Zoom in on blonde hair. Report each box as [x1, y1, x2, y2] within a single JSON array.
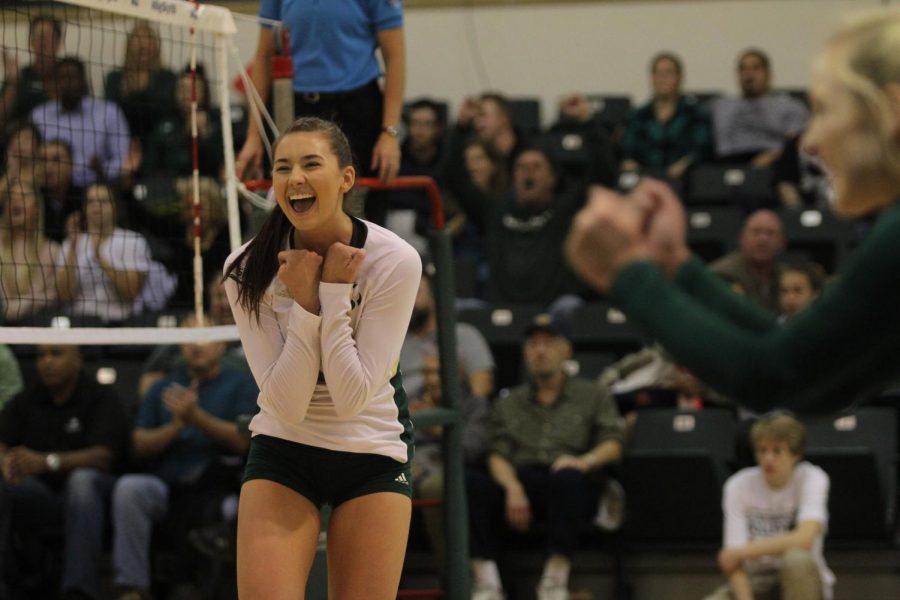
[[0, 176, 56, 308], [176, 176, 226, 248], [822, 10, 900, 188], [750, 413, 807, 456], [123, 21, 162, 92]]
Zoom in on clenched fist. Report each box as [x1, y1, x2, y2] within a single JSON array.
[[277, 249, 323, 314], [322, 242, 366, 284]]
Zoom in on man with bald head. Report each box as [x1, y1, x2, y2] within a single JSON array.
[[711, 210, 787, 311], [0, 344, 129, 600]]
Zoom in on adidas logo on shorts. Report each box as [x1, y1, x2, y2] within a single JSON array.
[[394, 473, 409, 485]]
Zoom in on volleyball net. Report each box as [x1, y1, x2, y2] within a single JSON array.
[[0, 0, 246, 345]]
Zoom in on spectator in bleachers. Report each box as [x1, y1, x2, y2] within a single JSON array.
[[464, 138, 509, 198], [703, 414, 833, 600], [778, 260, 826, 321], [141, 64, 223, 180], [1, 121, 41, 183], [110, 315, 256, 600], [409, 346, 490, 568], [0, 15, 63, 128], [400, 274, 495, 403], [56, 182, 176, 324], [444, 131, 587, 305], [710, 209, 786, 312], [38, 139, 83, 242], [467, 314, 623, 600], [0, 345, 22, 411], [621, 52, 712, 181], [710, 49, 809, 166], [30, 57, 131, 188], [453, 137, 508, 263], [0, 344, 129, 600], [384, 98, 446, 253], [456, 93, 529, 174], [397, 98, 445, 192], [0, 177, 61, 324], [104, 21, 177, 146], [160, 175, 233, 312], [138, 275, 249, 398]]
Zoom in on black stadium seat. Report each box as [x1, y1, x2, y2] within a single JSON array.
[[687, 163, 775, 209], [507, 97, 542, 136], [803, 408, 898, 542], [457, 304, 544, 390], [586, 95, 632, 132], [777, 208, 854, 273], [685, 206, 744, 263], [623, 408, 737, 543], [566, 302, 646, 356]]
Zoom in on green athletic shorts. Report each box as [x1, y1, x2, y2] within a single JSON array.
[[243, 434, 412, 508]]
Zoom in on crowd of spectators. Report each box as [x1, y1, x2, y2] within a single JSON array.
[[0, 17, 227, 327], [0, 16, 834, 328]]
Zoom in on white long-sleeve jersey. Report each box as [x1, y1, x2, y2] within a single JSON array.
[[223, 218, 422, 463]]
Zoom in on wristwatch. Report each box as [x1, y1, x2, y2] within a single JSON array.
[[45, 452, 61, 472], [381, 125, 400, 138]]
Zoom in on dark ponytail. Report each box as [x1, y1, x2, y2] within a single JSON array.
[[223, 117, 353, 322]]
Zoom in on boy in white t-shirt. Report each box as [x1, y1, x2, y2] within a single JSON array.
[[704, 413, 834, 600]]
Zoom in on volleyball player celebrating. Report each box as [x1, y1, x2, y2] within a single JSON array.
[[566, 10, 900, 415], [223, 117, 421, 599]]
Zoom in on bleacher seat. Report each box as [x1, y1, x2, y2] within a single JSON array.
[[687, 164, 775, 209], [566, 302, 646, 356], [586, 95, 632, 132], [567, 351, 618, 380], [777, 208, 852, 273], [623, 408, 737, 543], [685, 206, 744, 262], [507, 97, 542, 136], [803, 408, 897, 542], [540, 129, 592, 180], [457, 304, 544, 390]]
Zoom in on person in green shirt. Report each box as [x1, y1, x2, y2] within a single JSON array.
[[565, 10, 900, 416]]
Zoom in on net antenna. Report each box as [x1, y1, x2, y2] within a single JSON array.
[[189, 0, 204, 328], [0, 0, 243, 345]]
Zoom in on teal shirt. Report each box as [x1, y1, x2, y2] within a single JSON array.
[[137, 367, 258, 484], [621, 95, 712, 168], [610, 202, 900, 414]]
